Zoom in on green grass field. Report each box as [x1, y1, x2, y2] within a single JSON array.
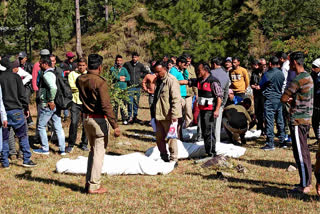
[[1, 94, 320, 213]]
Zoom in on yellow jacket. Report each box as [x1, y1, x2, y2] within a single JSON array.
[[68, 70, 87, 104], [229, 66, 249, 94]]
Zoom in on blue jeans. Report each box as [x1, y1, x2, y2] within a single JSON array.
[[127, 87, 141, 118], [264, 99, 285, 147], [38, 107, 65, 152], [0, 127, 2, 152], [1, 109, 31, 167]]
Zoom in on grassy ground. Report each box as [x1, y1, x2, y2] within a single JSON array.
[[1, 94, 320, 213]]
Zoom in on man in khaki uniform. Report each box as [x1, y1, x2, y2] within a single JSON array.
[[184, 53, 197, 128], [76, 54, 120, 194], [152, 61, 182, 164]]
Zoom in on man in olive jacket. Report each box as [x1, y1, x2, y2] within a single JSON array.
[[151, 61, 182, 164]]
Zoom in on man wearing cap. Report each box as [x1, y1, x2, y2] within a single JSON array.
[[0, 59, 36, 168], [77, 54, 120, 194], [224, 57, 233, 73], [223, 98, 254, 145], [16, 53, 33, 126], [312, 58, 320, 196], [33, 55, 66, 156], [32, 49, 50, 92], [18, 51, 33, 75], [61, 51, 77, 78]]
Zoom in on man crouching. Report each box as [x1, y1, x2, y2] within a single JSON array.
[[151, 61, 182, 165]]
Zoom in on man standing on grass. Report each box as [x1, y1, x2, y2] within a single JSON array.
[[77, 54, 120, 194], [123, 52, 148, 124], [312, 58, 320, 196], [110, 55, 130, 125], [259, 56, 285, 150], [311, 58, 320, 145], [0, 59, 36, 168], [66, 57, 89, 153], [281, 52, 313, 193], [229, 57, 249, 98], [189, 62, 223, 157], [210, 57, 230, 143], [152, 61, 181, 165], [33, 56, 66, 156]]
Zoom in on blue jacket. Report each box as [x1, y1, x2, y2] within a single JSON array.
[[259, 67, 284, 100], [169, 67, 187, 97]]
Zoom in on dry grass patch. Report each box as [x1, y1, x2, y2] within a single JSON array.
[[1, 95, 320, 213]]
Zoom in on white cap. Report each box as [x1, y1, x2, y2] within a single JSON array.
[[0, 64, 6, 71], [312, 58, 320, 68]]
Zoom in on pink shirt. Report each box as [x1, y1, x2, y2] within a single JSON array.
[[32, 61, 40, 91]]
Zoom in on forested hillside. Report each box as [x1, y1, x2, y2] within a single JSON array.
[[1, 0, 320, 66]]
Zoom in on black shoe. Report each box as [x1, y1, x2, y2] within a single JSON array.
[[23, 160, 37, 168], [261, 145, 275, 151], [80, 145, 89, 151], [66, 146, 74, 153], [174, 162, 178, 168], [278, 143, 287, 149]]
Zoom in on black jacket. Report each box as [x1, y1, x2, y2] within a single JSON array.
[[250, 69, 263, 96], [123, 61, 148, 86], [0, 70, 28, 111], [21, 62, 33, 75]]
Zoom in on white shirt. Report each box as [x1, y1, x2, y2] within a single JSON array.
[[17, 67, 32, 85], [281, 60, 290, 93], [0, 86, 7, 122]]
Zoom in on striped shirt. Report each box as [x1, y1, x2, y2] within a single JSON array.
[[282, 71, 314, 125]]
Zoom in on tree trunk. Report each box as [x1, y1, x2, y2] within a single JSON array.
[[105, 0, 108, 26], [75, 0, 83, 58]]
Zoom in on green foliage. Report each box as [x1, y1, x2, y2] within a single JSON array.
[[101, 67, 131, 111], [146, 0, 258, 61]]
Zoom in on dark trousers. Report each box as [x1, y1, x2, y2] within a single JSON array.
[[254, 93, 264, 131], [234, 93, 245, 99], [200, 110, 216, 156], [290, 124, 312, 187], [127, 87, 141, 118], [113, 102, 127, 122], [264, 99, 285, 147], [148, 94, 154, 117], [68, 102, 88, 147], [282, 102, 291, 135], [312, 107, 320, 140]]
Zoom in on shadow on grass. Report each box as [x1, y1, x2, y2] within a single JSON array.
[[123, 133, 155, 142], [126, 129, 154, 136], [229, 185, 319, 201], [189, 172, 319, 201], [16, 170, 84, 193], [240, 159, 295, 169]]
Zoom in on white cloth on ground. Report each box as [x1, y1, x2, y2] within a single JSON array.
[[56, 152, 175, 175], [145, 140, 246, 160]]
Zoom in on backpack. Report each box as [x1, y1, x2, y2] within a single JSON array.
[[40, 68, 73, 110]]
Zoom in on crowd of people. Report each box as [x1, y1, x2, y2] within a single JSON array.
[[0, 49, 320, 196]]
